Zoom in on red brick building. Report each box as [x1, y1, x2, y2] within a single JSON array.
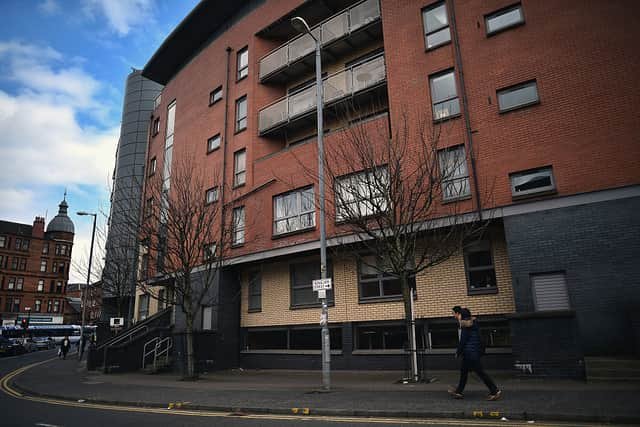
[[0, 197, 75, 326], [135, 0, 640, 376]]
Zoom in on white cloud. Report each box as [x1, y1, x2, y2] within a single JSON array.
[[83, 0, 154, 36], [38, 0, 60, 15]]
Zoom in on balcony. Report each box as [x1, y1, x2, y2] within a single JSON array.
[[259, 54, 386, 136], [258, 0, 382, 84]]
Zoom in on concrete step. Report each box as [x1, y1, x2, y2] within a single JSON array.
[[585, 357, 640, 381]]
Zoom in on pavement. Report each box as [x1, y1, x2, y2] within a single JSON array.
[[9, 354, 640, 425]]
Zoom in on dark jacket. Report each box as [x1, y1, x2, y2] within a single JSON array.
[[456, 316, 484, 361]]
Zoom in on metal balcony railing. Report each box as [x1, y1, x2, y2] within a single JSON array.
[[258, 0, 381, 81], [259, 54, 386, 135]]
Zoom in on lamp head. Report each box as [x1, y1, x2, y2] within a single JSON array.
[[291, 16, 311, 35]]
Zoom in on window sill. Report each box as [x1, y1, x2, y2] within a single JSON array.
[[272, 227, 315, 240], [498, 100, 540, 114], [205, 200, 219, 206], [352, 349, 404, 355], [209, 98, 222, 107], [206, 147, 220, 155], [511, 189, 556, 201], [248, 308, 261, 313], [425, 40, 451, 52], [486, 22, 525, 38], [442, 194, 472, 205], [236, 75, 248, 84], [232, 183, 246, 190], [358, 295, 414, 304], [290, 302, 335, 310], [231, 243, 245, 249], [467, 287, 498, 296], [234, 127, 247, 136], [432, 113, 461, 123], [241, 349, 343, 355]]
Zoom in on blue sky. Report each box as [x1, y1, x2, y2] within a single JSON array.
[[0, 0, 199, 281]]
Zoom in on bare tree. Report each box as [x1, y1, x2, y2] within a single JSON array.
[[299, 109, 490, 381], [136, 156, 237, 379]]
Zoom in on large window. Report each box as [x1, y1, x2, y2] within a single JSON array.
[[464, 241, 497, 294], [237, 47, 248, 80], [248, 270, 262, 312], [273, 187, 315, 235], [235, 96, 247, 132], [233, 149, 246, 187], [438, 145, 470, 200], [358, 255, 415, 301], [532, 272, 570, 311], [497, 80, 539, 112], [335, 167, 388, 221], [422, 2, 450, 50], [232, 206, 245, 246], [138, 294, 150, 321], [429, 69, 460, 120], [356, 324, 411, 350], [290, 261, 333, 307], [510, 166, 555, 197], [245, 327, 342, 351], [486, 3, 524, 35]]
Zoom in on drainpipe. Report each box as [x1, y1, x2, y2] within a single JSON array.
[[449, 0, 483, 221], [221, 47, 232, 242]]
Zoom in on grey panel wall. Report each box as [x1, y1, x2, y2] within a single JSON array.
[[103, 70, 162, 321], [504, 196, 640, 356]]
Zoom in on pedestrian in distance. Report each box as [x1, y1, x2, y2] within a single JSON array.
[[448, 306, 502, 401], [60, 335, 71, 360]]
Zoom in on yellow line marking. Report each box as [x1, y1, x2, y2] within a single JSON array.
[[0, 361, 606, 426]]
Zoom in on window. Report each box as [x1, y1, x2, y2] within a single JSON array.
[[19, 258, 26, 271], [209, 86, 223, 105], [510, 166, 556, 197], [37, 280, 44, 292], [438, 145, 470, 200], [152, 118, 160, 136], [149, 157, 156, 175], [235, 96, 247, 132], [356, 324, 409, 350], [52, 262, 58, 273], [56, 281, 63, 293], [237, 47, 248, 80], [358, 255, 415, 300], [138, 294, 150, 320], [426, 322, 459, 349], [34, 299, 42, 313], [429, 69, 460, 120], [532, 272, 570, 311], [145, 197, 154, 217], [40, 259, 47, 272], [497, 80, 539, 112], [290, 261, 334, 307], [464, 241, 497, 294], [11, 257, 18, 270], [486, 3, 524, 35], [232, 206, 245, 246], [248, 270, 262, 312], [207, 134, 221, 153], [335, 167, 388, 221], [47, 300, 52, 313], [139, 253, 149, 280], [53, 300, 60, 313], [8, 277, 15, 290], [157, 289, 165, 311], [233, 149, 246, 186], [49, 280, 55, 292], [15, 238, 21, 250], [205, 186, 219, 204], [0, 255, 3, 268], [479, 320, 512, 347], [245, 327, 342, 350], [273, 187, 315, 235], [16, 277, 23, 290], [42, 243, 49, 254], [422, 2, 451, 50], [55, 244, 60, 255], [202, 306, 214, 330], [203, 242, 217, 260], [22, 239, 30, 250], [0, 236, 5, 248], [12, 298, 20, 312]]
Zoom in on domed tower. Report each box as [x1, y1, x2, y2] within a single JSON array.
[[46, 196, 75, 236]]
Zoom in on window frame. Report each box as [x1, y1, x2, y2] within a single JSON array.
[[510, 166, 556, 198], [0, 236, 5, 248], [205, 186, 219, 205], [334, 167, 389, 222], [203, 242, 217, 261], [232, 206, 245, 247], [235, 96, 247, 132], [248, 270, 262, 312], [207, 133, 221, 153], [357, 255, 416, 302], [485, 3, 525, 36], [233, 149, 246, 187], [497, 80, 539, 113], [273, 186, 316, 236], [422, 1, 451, 51], [438, 144, 471, 201], [463, 241, 498, 295], [209, 86, 223, 106], [149, 157, 156, 176], [152, 117, 160, 136], [289, 261, 334, 309], [429, 69, 460, 121], [237, 47, 249, 81]]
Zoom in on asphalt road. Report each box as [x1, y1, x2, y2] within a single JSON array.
[[0, 351, 607, 427]]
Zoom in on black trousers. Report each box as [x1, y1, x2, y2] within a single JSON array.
[[456, 358, 498, 394]]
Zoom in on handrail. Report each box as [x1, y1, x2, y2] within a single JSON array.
[[142, 336, 173, 371], [142, 336, 159, 369], [98, 307, 172, 351]]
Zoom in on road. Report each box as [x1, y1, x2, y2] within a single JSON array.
[[1, 351, 607, 427]]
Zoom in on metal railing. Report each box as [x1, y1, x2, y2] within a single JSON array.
[[258, 0, 381, 80], [142, 336, 173, 372], [259, 54, 386, 134]]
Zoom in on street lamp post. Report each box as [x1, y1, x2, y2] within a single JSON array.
[[77, 211, 97, 360], [291, 16, 330, 391], [24, 307, 31, 338]]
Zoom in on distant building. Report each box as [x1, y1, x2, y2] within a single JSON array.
[[0, 196, 75, 325], [67, 281, 102, 324]]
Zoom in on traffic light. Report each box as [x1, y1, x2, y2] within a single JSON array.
[[20, 318, 29, 329]]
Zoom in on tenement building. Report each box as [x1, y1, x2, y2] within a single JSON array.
[[0, 197, 75, 326], [135, 0, 640, 377]]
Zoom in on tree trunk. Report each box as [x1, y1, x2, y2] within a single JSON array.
[[185, 313, 195, 379], [401, 274, 419, 381]]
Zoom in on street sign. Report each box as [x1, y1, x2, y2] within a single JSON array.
[[110, 317, 124, 327], [312, 278, 332, 291], [317, 289, 327, 299]]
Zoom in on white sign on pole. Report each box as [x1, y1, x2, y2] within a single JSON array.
[[312, 278, 332, 291], [317, 289, 327, 299], [110, 317, 124, 327]]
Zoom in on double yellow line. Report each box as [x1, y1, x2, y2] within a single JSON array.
[[0, 360, 598, 426]]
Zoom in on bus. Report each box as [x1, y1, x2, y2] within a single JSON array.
[[0, 325, 95, 344]]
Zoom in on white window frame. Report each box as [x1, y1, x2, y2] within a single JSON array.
[[207, 134, 221, 153], [234, 149, 246, 187], [205, 186, 219, 204], [429, 69, 460, 120], [203, 242, 217, 260], [510, 166, 556, 197], [237, 47, 248, 80], [273, 186, 315, 235], [422, 1, 451, 50], [335, 167, 389, 221], [497, 80, 539, 112], [485, 3, 524, 35], [235, 96, 247, 131], [232, 206, 245, 246], [37, 280, 44, 292], [438, 145, 470, 201], [209, 86, 223, 105]]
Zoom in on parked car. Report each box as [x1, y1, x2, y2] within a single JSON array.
[[0, 337, 13, 356], [20, 338, 38, 353], [32, 337, 56, 350]]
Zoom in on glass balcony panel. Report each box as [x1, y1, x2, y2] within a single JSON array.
[[352, 55, 385, 92], [350, 0, 380, 31], [289, 85, 316, 118], [324, 69, 351, 104], [289, 27, 321, 63], [259, 45, 288, 79], [322, 12, 348, 45], [258, 98, 288, 133]]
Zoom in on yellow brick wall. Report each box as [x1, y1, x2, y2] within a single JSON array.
[[133, 285, 165, 322], [241, 233, 515, 327]]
